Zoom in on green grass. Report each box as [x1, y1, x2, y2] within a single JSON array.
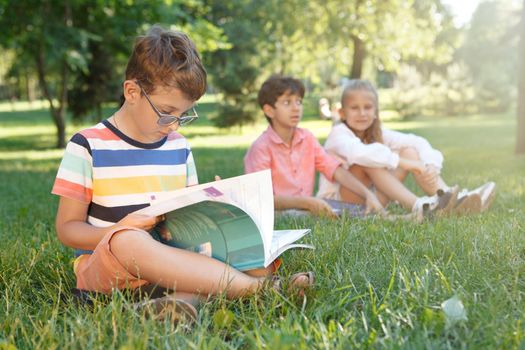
[[1, 101, 525, 349]]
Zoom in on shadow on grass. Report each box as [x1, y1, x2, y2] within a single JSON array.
[[0, 133, 59, 151]]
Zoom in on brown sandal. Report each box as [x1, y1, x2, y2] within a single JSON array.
[[271, 271, 315, 296]]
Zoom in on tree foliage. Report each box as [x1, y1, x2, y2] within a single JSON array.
[[516, 0, 525, 154], [0, 0, 225, 147], [205, 0, 459, 127], [202, 0, 267, 128], [459, 0, 521, 113], [0, 1, 87, 147]]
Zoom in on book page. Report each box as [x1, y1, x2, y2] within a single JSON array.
[[266, 229, 314, 266], [135, 170, 312, 267], [136, 170, 275, 259]]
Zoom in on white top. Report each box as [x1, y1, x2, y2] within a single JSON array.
[[317, 122, 443, 199]]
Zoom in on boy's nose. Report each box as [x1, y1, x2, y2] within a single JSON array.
[[292, 102, 302, 111]]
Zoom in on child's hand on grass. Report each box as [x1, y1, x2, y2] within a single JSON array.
[[364, 192, 384, 215], [306, 198, 337, 218]]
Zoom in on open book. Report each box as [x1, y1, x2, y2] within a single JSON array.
[[134, 170, 313, 271]]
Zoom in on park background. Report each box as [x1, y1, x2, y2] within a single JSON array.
[[1, 0, 525, 348]]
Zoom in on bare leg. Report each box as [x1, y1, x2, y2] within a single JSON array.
[[339, 165, 419, 211], [111, 230, 265, 299], [362, 167, 418, 210], [392, 165, 409, 182], [339, 165, 371, 205], [399, 147, 448, 195], [169, 292, 204, 307], [339, 165, 399, 207]]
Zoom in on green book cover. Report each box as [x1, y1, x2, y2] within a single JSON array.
[[151, 200, 266, 271], [135, 170, 313, 271]]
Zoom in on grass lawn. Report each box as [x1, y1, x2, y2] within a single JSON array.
[[1, 99, 525, 349]]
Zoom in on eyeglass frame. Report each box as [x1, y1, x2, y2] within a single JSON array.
[[135, 80, 198, 126]]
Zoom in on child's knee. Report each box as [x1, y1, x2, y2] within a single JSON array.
[[110, 229, 152, 258], [399, 147, 419, 160]]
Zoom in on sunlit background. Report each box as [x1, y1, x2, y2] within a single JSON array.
[[0, 0, 523, 149]]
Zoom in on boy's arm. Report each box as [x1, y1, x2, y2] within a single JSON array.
[[55, 197, 160, 250], [332, 167, 384, 214], [274, 195, 336, 218]]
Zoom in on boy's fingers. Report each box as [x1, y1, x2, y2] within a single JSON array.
[[325, 207, 337, 218], [214, 175, 221, 181]]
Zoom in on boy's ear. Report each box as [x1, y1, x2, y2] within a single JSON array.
[[122, 80, 141, 104], [262, 104, 275, 119]]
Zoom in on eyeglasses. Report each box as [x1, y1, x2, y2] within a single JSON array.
[[276, 99, 303, 108], [136, 81, 198, 126]]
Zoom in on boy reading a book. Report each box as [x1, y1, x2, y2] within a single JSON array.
[[244, 75, 384, 217], [52, 27, 312, 320]]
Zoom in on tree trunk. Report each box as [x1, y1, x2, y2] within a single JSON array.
[[24, 69, 34, 102], [350, 35, 366, 79], [34, 42, 67, 149], [516, 0, 525, 154], [32, 1, 71, 149]]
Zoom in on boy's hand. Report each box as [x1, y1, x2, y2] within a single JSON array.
[[364, 192, 384, 215], [215, 175, 222, 181], [118, 213, 163, 231], [305, 198, 337, 218]]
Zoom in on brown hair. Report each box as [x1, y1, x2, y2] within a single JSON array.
[[341, 79, 383, 144], [125, 25, 207, 101], [258, 75, 305, 123]]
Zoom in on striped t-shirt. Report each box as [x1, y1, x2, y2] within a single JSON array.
[[52, 119, 198, 228]]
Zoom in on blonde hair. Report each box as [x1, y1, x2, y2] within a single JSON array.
[[341, 79, 383, 144]]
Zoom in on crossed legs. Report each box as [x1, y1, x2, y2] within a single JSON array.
[[340, 165, 418, 210], [339, 148, 450, 210], [110, 230, 300, 299]]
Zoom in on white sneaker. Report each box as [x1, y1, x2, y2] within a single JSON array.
[[455, 182, 496, 214], [411, 186, 458, 219], [477, 181, 496, 212], [412, 195, 434, 218]]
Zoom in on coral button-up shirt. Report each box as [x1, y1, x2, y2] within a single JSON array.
[[244, 126, 341, 197]]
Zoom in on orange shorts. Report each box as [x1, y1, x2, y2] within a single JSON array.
[[271, 257, 282, 272], [73, 227, 149, 293]]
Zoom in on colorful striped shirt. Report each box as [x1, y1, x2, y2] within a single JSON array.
[[52, 120, 198, 228]]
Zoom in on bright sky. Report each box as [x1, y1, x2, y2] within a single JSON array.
[[441, 0, 481, 27]]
